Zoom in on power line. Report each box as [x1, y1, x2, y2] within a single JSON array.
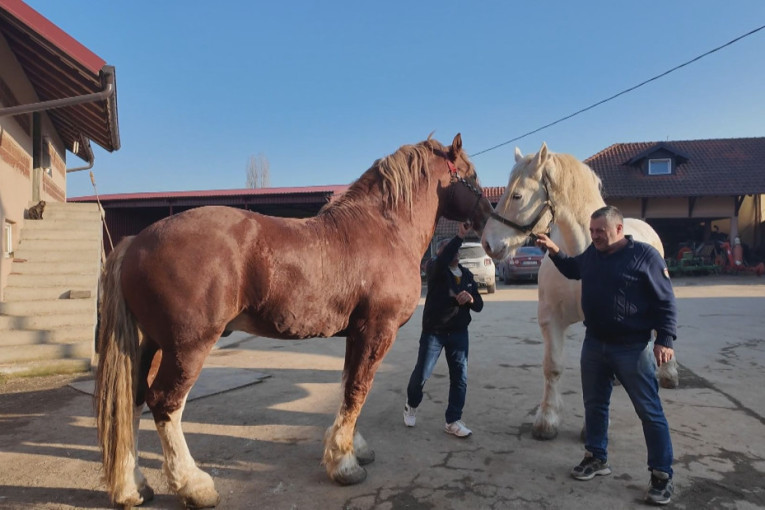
[[470, 24, 765, 158]]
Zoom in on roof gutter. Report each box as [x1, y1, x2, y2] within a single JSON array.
[[0, 65, 115, 116], [0, 65, 119, 167]]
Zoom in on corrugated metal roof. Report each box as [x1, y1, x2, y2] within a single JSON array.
[[0, 0, 119, 159], [71, 183, 506, 205], [69, 185, 350, 203], [585, 137, 765, 198]]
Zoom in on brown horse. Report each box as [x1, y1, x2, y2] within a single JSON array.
[[95, 134, 493, 508]]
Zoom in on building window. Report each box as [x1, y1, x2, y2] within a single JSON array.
[[648, 158, 672, 175], [3, 221, 13, 258]]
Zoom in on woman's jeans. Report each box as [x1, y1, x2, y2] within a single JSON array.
[[581, 336, 673, 476], [406, 329, 469, 424]]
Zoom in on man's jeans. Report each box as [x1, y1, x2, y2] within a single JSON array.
[[406, 329, 469, 424], [581, 337, 673, 476]]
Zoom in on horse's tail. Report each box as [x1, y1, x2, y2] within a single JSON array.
[[94, 236, 139, 501]]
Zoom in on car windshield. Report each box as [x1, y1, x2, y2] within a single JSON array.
[[459, 246, 486, 259], [516, 246, 544, 256]]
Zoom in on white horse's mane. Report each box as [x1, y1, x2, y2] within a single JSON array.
[[513, 146, 606, 228]]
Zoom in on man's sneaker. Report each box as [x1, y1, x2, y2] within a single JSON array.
[[645, 470, 673, 505], [570, 453, 612, 480], [403, 404, 417, 427], [444, 420, 472, 437]]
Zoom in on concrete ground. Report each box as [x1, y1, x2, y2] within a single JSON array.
[[0, 274, 764, 509]]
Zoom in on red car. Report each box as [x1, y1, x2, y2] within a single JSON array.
[[499, 246, 545, 283]]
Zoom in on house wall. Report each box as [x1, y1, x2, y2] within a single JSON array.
[[644, 198, 687, 218], [609, 198, 641, 218], [0, 33, 67, 299], [738, 194, 763, 249], [607, 196, 760, 249]]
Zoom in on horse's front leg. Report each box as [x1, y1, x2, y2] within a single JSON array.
[[532, 308, 568, 440], [323, 328, 395, 485]]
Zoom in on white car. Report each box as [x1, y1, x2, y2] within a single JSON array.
[[458, 242, 496, 293]]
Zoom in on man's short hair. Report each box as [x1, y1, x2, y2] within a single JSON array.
[[591, 205, 623, 225]]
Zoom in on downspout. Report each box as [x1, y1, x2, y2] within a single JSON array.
[[66, 136, 95, 173], [66, 156, 93, 173]]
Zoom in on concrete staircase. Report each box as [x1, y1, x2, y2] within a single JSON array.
[[0, 202, 103, 377]]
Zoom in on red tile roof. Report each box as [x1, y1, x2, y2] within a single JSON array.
[[584, 137, 765, 198], [0, 0, 104, 73]]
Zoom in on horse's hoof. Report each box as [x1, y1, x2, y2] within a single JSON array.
[[531, 426, 558, 440], [658, 359, 679, 389], [114, 493, 145, 509], [352, 430, 374, 465], [178, 480, 220, 509], [180, 490, 220, 509], [138, 483, 154, 503], [334, 465, 367, 486], [356, 448, 375, 466]]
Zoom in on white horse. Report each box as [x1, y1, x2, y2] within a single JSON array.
[[481, 143, 679, 440]]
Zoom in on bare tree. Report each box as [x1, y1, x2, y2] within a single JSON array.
[[246, 153, 271, 188]]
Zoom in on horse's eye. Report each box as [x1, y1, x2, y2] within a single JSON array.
[[512, 193, 522, 200]]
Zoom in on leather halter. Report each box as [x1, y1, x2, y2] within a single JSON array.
[[490, 180, 555, 236], [446, 160, 483, 224]]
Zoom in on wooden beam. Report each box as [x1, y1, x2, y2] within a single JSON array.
[[734, 195, 745, 216]]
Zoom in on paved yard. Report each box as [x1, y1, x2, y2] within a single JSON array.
[[1, 274, 764, 509]]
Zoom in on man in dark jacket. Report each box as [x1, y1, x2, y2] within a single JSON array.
[[535, 205, 677, 506], [404, 222, 484, 437]]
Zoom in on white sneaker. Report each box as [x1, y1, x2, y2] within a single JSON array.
[[403, 404, 417, 427], [445, 420, 472, 437]]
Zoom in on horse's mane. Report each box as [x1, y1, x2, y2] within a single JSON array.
[[546, 153, 604, 210], [320, 138, 441, 221]]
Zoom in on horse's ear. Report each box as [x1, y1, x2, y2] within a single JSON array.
[[514, 147, 523, 162], [538, 142, 549, 163], [531, 142, 550, 177], [450, 133, 463, 158]]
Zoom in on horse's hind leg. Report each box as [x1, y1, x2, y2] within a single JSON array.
[[352, 427, 375, 466], [323, 328, 395, 485], [145, 346, 220, 508], [111, 403, 153, 507], [112, 403, 155, 505], [112, 338, 158, 505], [658, 355, 679, 389], [532, 316, 567, 440]]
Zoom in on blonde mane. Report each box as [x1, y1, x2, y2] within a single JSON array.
[[321, 139, 441, 220], [546, 152, 605, 213]]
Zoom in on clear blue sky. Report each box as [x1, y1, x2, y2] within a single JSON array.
[[24, 1, 765, 198]]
